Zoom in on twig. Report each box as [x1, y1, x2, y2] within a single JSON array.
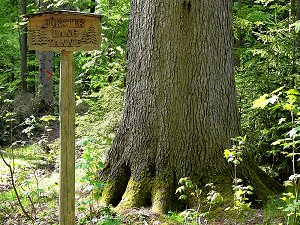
[[20, 185, 36, 220], [0, 148, 32, 220]]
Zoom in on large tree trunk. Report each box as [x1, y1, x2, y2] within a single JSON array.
[[100, 0, 282, 213]]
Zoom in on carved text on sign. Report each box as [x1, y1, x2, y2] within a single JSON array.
[[44, 18, 85, 28], [28, 13, 101, 51], [31, 18, 96, 47]]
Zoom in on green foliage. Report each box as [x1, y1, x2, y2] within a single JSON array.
[[175, 178, 223, 224], [253, 88, 300, 224], [0, 0, 19, 94], [40, 115, 57, 123], [74, 85, 123, 223], [75, 0, 129, 92], [224, 137, 253, 224], [280, 192, 300, 224], [76, 85, 124, 144], [224, 136, 246, 166], [0, 0, 299, 223], [264, 196, 286, 224], [0, 95, 15, 145], [234, 0, 300, 182], [78, 206, 122, 225], [76, 138, 106, 200], [0, 144, 59, 223]]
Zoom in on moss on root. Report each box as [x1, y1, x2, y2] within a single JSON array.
[[152, 177, 175, 214], [101, 180, 120, 206], [116, 177, 152, 211], [101, 168, 282, 218]]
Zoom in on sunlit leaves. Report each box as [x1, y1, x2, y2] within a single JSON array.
[[40, 115, 57, 122], [75, 0, 129, 91], [254, 0, 275, 7], [252, 94, 270, 109]]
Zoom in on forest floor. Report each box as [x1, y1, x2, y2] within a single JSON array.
[[0, 137, 287, 225]]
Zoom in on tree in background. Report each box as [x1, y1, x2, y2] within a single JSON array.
[[20, 0, 27, 92], [100, 0, 282, 213], [36, 0, 54, 112], [90, 0, 96, 13]]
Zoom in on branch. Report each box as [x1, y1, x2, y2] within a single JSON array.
[[0, 148, 32, 220]]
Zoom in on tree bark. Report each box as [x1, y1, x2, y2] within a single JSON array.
[[90, 0, 96, 13], [37, 51, 54, 110], [100, 0, 282, 213], [20, 0, 27, 92], [36, 0, 54, 111], [291, 0, 296, 18], [235, 0, 242, 67], [297, 0, 300, 19]]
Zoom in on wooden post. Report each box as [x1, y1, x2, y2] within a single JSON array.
[[26, 11, 102, 225], [59, 50, 75, 225]]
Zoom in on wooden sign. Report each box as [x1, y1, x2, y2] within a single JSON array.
[[27, 11, 101, 51], [26, 11, 101, 225]]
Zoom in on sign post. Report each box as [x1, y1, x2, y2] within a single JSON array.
[[59, 50, 75, 224], [27, 11, 101, 225]]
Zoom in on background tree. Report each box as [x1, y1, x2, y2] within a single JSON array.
[[20, 0, 27, 92], [36, 0, 54, 112], [100, 0, 281, 213], [90, 0, 96, 13]]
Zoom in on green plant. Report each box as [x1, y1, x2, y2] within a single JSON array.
[[76, 138, 108, 223], [224, 136, 253, 224], [234, 0, 299, 182], [253, 88, 300, 224], [21, 115, 38, 139], [264, 196, 286, 224], [78, 205, 122, 225], [175, 177, 222, 224], [0, 144, 32, 221], [0, 143, 60, 224]]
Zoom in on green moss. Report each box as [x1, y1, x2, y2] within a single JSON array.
[[116, 177, 152, 211], [152, 178, 174, 214], [101, 180, 119, 206]]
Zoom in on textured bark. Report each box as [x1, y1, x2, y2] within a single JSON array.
[[36, 0, 54, 111], [235, 0, 242, 67], [37, 51, 54, 109], [100, 0, 282, 213]]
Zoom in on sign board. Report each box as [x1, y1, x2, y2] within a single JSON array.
[[26, 11, 102, 225], [27, 11, 101, 51]]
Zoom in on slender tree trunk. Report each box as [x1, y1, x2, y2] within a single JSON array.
[[90, 0, 96, 13], [20, 0, 27, 92], [290, 0, 299, 83], [297, 0, 300, 19], [37, 51, 54, 110], [36, 0, 54, 111], [291, 0, 296, 18], [100, 0, 282, 213], [236, 0, 242, 67]]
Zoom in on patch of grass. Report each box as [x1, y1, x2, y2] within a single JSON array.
[[264, 196, 286, 224], [0, 144, 60, 224]]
